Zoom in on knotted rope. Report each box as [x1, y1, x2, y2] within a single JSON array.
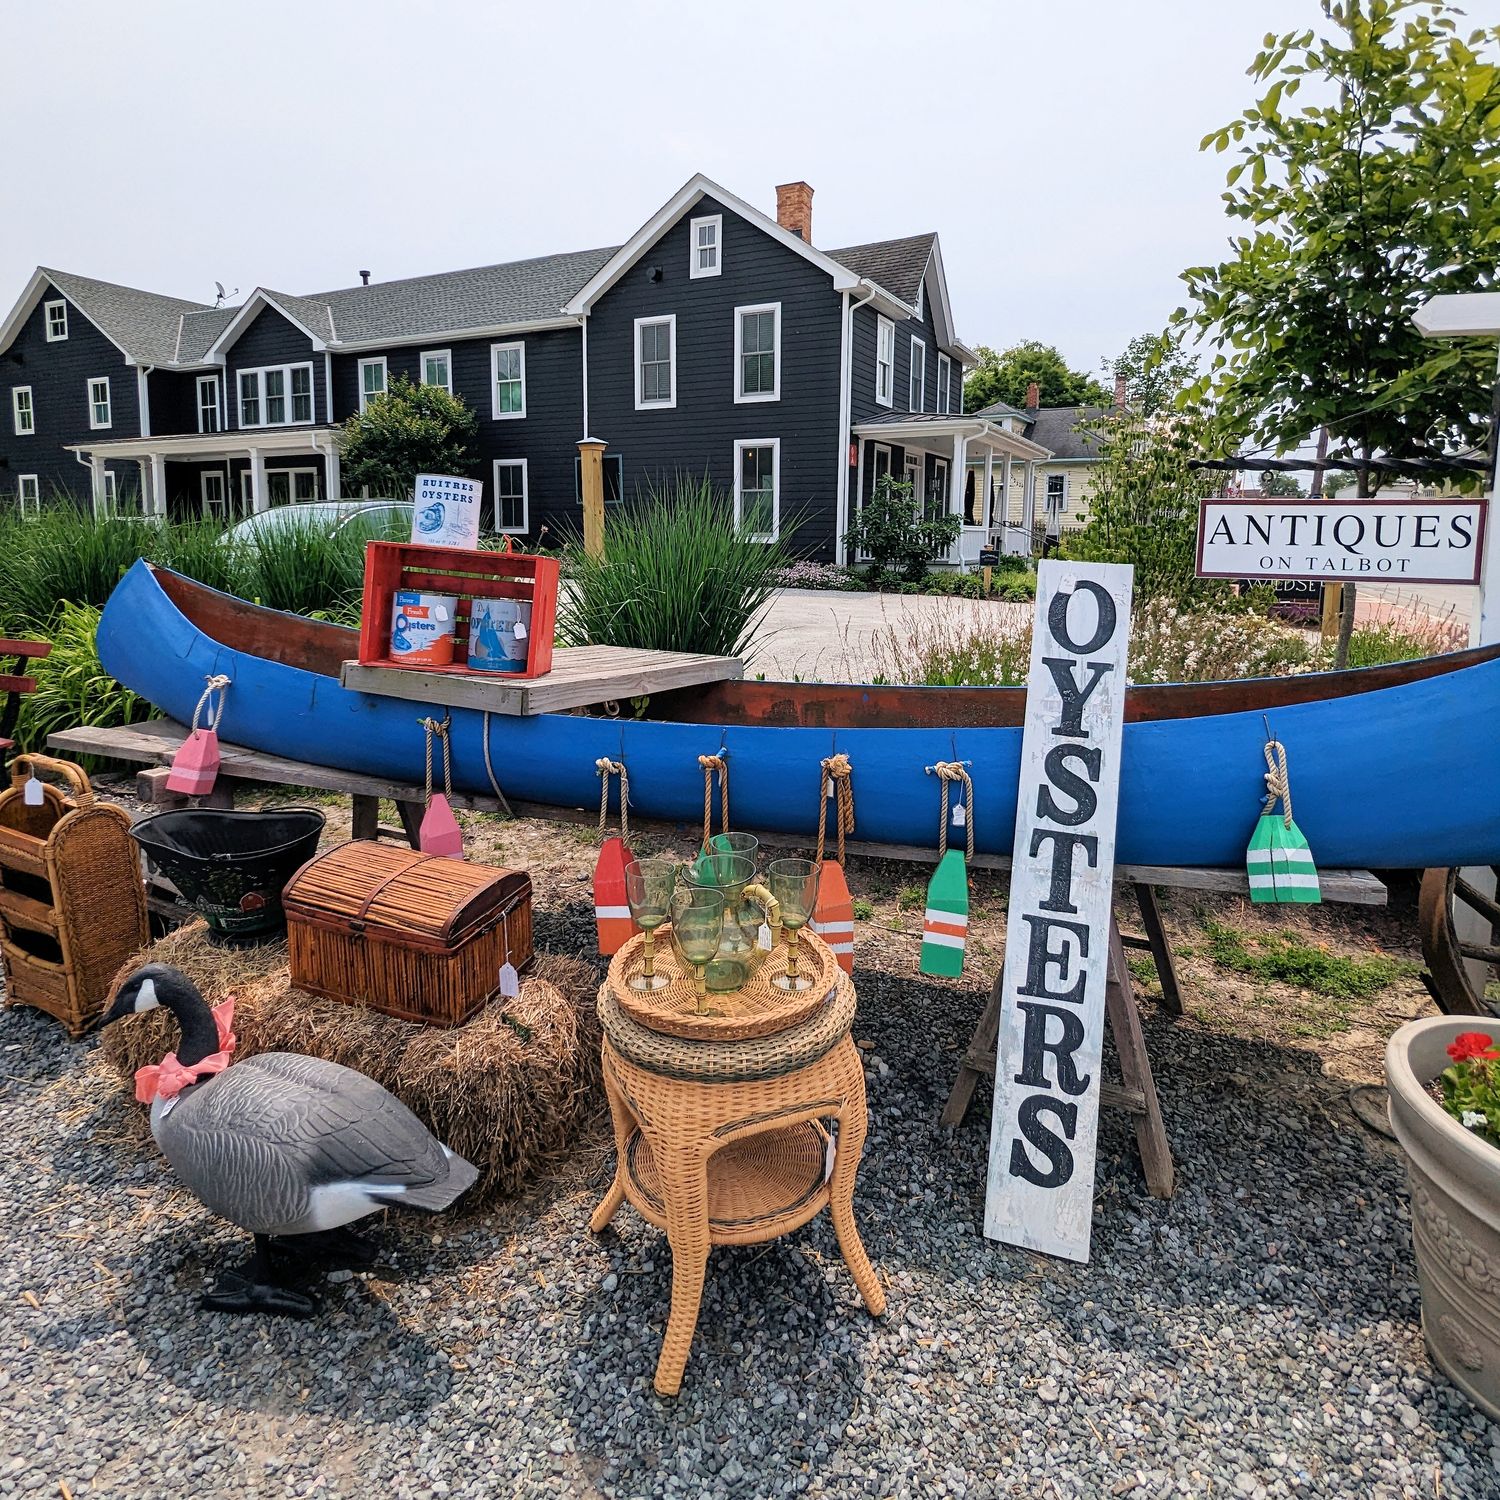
[[191, 674, 231, 734], [596, 757, 630, 844], [927, 760, 975, 860], [698, 753, 730, 848], [1262, 739, 1293, 828], [420, 714, 453, 808], [815, 753, 855, 866]]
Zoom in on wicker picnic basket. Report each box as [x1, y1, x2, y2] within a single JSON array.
[[283, 840, 533, 1026], [0, 754, 149, 1037]]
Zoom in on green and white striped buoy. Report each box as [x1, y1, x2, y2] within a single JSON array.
[[1248, 738, 1320, 905], [920, 761, 973, 977]]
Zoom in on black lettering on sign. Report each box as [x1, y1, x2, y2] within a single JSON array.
[[1029, 828, 1099, 914], [1008, 1096, 1077, 1188], [1014, 1001, 1092, 1095], [1044, 658, 1114, 738], [1036, 744, 1102, 826], [1019, 912, 1091, 1005], [1048, 578, 1118, 655]]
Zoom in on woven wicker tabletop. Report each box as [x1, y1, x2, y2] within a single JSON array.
[[607, 927, 840, 1042]]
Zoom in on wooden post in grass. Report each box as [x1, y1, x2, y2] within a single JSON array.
[[578, 438, 607, 561]]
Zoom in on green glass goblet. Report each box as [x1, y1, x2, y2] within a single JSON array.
[[624, 856, 676, 993], [684, 851, 756, 992], [670, 887, 725, 1014], [768, 857, 821, 994]]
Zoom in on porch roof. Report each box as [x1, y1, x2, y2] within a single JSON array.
[[853, 412, 1051, 461], [65, 427, 340, 462]]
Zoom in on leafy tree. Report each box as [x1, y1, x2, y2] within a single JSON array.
[[1175, 0, 1500, 659], [1323, 469, 1356, 496], [338, 374, 478, 499], [1070, 407, 1229, 602], [847, 476, 961, 582], [1105, 332, 1199, 416], [1258, 469, 1306, 497], [963, 340, 1109, 414]]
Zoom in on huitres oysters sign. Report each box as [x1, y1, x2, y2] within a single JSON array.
[[986, 560, 1133, 1264], [1197, 497, 1485, 584]]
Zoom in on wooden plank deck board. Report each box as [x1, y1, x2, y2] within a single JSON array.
[[340, 645, 743, 716]]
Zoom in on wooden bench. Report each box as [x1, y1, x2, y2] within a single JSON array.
[[0, 637, 51, 751]]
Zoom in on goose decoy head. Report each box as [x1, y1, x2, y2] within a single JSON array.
[[103, 964, 223, 1069]]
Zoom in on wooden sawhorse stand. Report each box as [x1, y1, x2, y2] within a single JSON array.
[[940, 867, 1389, 1200]]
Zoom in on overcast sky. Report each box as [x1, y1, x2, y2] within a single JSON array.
[[4, 0, 1326, 373]]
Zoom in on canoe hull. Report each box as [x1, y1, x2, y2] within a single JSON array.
[[97, 560, 1500, 869]]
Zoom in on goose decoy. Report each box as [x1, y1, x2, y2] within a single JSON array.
[[102, 963, 479, 1318]]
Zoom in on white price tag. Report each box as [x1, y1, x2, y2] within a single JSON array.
[[952, 803, 966, 826], [513, 621, 528, 640], [823, 778, 833, 799], [23, 776, 44, 807], [498, 962, 520, 998], [757, 923, 772, 951]]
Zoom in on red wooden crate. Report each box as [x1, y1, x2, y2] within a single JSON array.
[[358, 540, 560, 680]]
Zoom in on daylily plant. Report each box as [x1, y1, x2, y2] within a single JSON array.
[[1441, 1032, 1500, 1147]]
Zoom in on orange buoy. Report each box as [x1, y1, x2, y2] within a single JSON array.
[[594, 834, 639, 954], [811, 859, 854, 974]]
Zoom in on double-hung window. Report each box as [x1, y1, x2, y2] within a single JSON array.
[[44, 300, 67, 341], [493, 458, 528, 533], [491, 342, 526, 419], [238, 363, 314, 427], [1046, 474, 1068, 515], [875, 317, 894, 408], [358, 357, 387, 413], [689, 214, 722, 278], [634, 315, 676, 410], [17, 475, 39, 513], [734, 438, 779, 542], [11, 386, 33, 436], [734, 303, 780, 403], [909, 337, 926, 412], [103, 471, 118, 508], [936, 353, 952, 415], [88, 377, 112, 429], [421, 349, 452, 393], [197, 374, 221, 433]]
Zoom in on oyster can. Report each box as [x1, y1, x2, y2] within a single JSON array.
[[389, 591, 457, 666], [468, 597, 532, 674]]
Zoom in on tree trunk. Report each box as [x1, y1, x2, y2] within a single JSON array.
[[1335, 450, 1373, 670]]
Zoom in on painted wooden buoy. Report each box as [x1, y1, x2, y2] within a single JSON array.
[[593, 758, 639, 954], [419, 794, 464, 859], [809, 754, 857, 975], [165, 674, 229, 797], [919, 761, 973, 978], [1248, 738, 1321, 905]]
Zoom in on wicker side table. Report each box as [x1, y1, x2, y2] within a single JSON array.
[[590, 943, 885, 1397]]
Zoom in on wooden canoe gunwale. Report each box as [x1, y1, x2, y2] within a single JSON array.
[[150, 564, 1496, 731]]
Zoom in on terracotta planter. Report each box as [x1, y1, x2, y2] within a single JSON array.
[[1386, 1015, 1500, 1420]]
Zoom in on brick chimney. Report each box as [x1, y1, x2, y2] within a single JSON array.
[[1025, 381, 1040, 411], [775, 181, 814, 242], [1114, 374, 1127, 408]]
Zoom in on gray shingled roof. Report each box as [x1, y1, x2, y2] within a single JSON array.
[[175, 307, 238, 362], [826, 233, 936, 307], [42, 267, 216, 367], [1024, 405, 1113, 462], [970, 399, 1032, 422]]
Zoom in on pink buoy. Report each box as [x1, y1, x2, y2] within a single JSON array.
[[419, 793, 464, 859], [166, 675, 229, 796]]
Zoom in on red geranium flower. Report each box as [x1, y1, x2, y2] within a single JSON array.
[[1447, 1032, 1500, 1063]]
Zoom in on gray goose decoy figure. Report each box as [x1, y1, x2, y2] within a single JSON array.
[[103, 963, 479, 1318]]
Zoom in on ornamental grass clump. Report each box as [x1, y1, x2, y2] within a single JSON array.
[[1440, 1031, 1500, 1150], [557, 476, 793, 660]]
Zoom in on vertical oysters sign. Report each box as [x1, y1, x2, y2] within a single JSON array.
[[412, 474, 483, 550], [985, 560, 1134, 1263]]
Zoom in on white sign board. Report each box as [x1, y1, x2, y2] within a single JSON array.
[[985, 559, 1134, 1264], [412, 473, 483, 550], [1197, 498, 1485, 584]]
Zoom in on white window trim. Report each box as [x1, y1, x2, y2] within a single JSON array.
[[915, 279, 924, 319], [17, 475, 39, 513], [11, 385, 33, 436], [251, 466, 321, 505], [196, 374, 221, 433], [357, 357, 388, 414], [1047, 473, 1069, 512], [201, 470, 227, 517], [237, 363, 315, 428], [44, 300, 68, 342], [689, 214, 722, 279], [733, 302, 781, 405], [634, 314, 677, 411], [88, 376, 112, 430], [421, 349, 453, 394], [493, 457, 529, 533], [937, 353, 952, 415], [490, 341, 527, 421], [875, 316, 894, 408], [733, 437, 780, 543], [909, 337, 926, 413]]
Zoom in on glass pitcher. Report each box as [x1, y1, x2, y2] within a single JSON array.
[[681, 851, 782, 992]]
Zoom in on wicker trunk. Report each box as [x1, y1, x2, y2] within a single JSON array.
[[284, 840, 532, 1026], [0, 755, 149, 1038]]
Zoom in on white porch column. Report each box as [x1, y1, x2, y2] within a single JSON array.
[[1022, 462, 1037, 547], [326, 440, 341, 501], [90, 456, 108, 517], [1001, 454, 1013, 533], [950, 430, 965, 563], [983, 448, 995, 532], [149, 453, 167, 516], [249, 448, 269, 513]]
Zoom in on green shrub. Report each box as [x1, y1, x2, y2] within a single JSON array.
[[859, 605, 1033, 687], [1337, 614, 1468, 668], [243, 517, 368, 618], [847, 476, 961, 582], [0, 506, 152, 630], [339, 373, 478, 499], [557, 476, 793, 659], [153, 517, 246, 597], [1127, 599, 1315, 682]]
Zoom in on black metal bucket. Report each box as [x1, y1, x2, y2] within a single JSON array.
[[131, 808, 325, 944]]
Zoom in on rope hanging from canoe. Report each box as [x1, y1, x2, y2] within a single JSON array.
[[420, 714, 453, 810], [596, 757, 630, 844], [927, 760, 975, 860], [698, 753, 729, 847], [192, 674, 230, 735], [1262, 740, 1293, 827], [480, 711, 513, 818], [815, 753, 855, 867]]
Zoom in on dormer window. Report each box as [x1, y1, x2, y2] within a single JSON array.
[[689, 215, 722, 279], [44, 300, 68, 341]]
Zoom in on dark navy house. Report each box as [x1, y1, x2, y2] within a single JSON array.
[[0, 174, 1048, 564]]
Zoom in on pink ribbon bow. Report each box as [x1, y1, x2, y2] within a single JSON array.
[[134, 998, 238, 1104]]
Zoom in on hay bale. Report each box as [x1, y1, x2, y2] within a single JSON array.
[[99, 921, 602, 1202]]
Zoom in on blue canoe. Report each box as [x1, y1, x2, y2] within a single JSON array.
[[97, 559, 1500, 870]]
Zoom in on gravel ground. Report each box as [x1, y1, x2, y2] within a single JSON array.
[[2, 803, 1499, 1498]]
